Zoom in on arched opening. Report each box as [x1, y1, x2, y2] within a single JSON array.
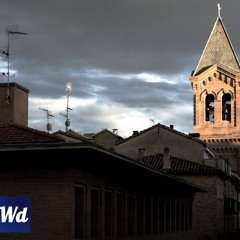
[[206, 94, 214, 122], [222, 93, 231, 121]]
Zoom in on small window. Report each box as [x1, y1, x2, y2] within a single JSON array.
[[222, 93, 231, 121], [206, 94, 214, 122]]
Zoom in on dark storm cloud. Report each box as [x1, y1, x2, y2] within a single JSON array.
[[88, 76, 192, 108], [0, 0, 239, 136]]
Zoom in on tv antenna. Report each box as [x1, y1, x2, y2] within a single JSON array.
[[1, 25, 28, 105], [150, 118, 155, 125], [60, 82, 73, 131], [112, 129, 118, 134], [39, 108, 55, 133]]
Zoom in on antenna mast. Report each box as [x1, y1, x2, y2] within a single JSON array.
[[39, 108, 54, 133], [60, 83, 73, 131], [1, 26, 28, 105]]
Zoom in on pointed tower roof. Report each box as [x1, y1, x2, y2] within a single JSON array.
[[193, 4, 240, 75]]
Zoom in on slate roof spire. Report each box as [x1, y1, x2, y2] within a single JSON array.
[[193, 3, 240, 76]]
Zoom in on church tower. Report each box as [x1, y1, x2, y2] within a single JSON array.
[[189, 4, 240, 173], [189, 4, 240, 137]]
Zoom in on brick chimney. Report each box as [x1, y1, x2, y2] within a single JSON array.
[[162, 147, 171, 169], [0, 82, 29, 126]]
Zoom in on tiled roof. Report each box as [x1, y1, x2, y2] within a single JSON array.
[[138, 153, 218, 174], [53, 129, 89, 142], [0, 124, 64, 144]]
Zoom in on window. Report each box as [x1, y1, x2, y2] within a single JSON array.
[[165, 200, 170, 232], [137, 196, 144, 235], [176, 202, 181, 231], [117, 192, 125, 236], [127, 194, 135, 235], [171, 201, 176, 232], [75, 185, 86, 239], [152, 198, 159, 234], [105, 190, 113, 237], [185, 203, 189, 231], [181, 203, 185, 231], [189, 204, 192, 230], [159, 200, 165, 232], [193, 95, 196, 125], [206, 94, 215, 122], [91, 188, 101, 238], [222, 93, 231, 121], [145, 197, 151, 234], [75, 184, 193, 238]]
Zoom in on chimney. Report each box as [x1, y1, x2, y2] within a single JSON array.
[[132, 130, 139, 136], [189, 133, 200, 138], [138, 148, 146, 157], [162, 147, 171, 169], [0, 82, 29, 126], [170, 125, 174, 129]]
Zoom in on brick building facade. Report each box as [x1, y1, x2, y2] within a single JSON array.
[[112, 122, 239, 240], [0, 132, 203, 240]]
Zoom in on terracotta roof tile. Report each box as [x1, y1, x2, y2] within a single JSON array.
[[138, 153, 218, 174], [0, 124, 64, 144]]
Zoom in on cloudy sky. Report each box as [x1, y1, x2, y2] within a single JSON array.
[[0, 0, 240, 138]]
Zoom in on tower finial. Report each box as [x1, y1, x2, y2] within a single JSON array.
[[217, 3, 221, 18]]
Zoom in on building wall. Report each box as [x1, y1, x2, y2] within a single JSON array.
[[115, 125, 206, 164], [179, 175, 219, 239], [180, 174, 239, 240], [73, 168, 195, 240], [0, 148, 199, 240], [0, 167, 72, 240], [93, 130, 119, 149], [204, 138, 240, 174]]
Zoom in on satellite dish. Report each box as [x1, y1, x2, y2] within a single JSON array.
[[39, 107, 54, 133], [65, 119, 70, 127], [46, 123, 52, 132]]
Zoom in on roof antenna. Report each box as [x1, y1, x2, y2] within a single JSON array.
[[39, 108, 55, 133], [60, 83, 73, 131], [1, 25, 28, 105], [217, 3, 221, 18]]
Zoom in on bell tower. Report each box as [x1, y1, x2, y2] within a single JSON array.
[[189, 4, 240, 138]]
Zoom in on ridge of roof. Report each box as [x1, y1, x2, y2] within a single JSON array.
[[93, 128, 123, 139], [0, 123, 64, 144], [193, 16, 240, 76], [117, 123, 206, 146], [53, 129, 88, 141]]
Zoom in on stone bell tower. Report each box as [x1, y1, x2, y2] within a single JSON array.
[[189, 5, 240, 173], [189, 6, 240, 138]]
